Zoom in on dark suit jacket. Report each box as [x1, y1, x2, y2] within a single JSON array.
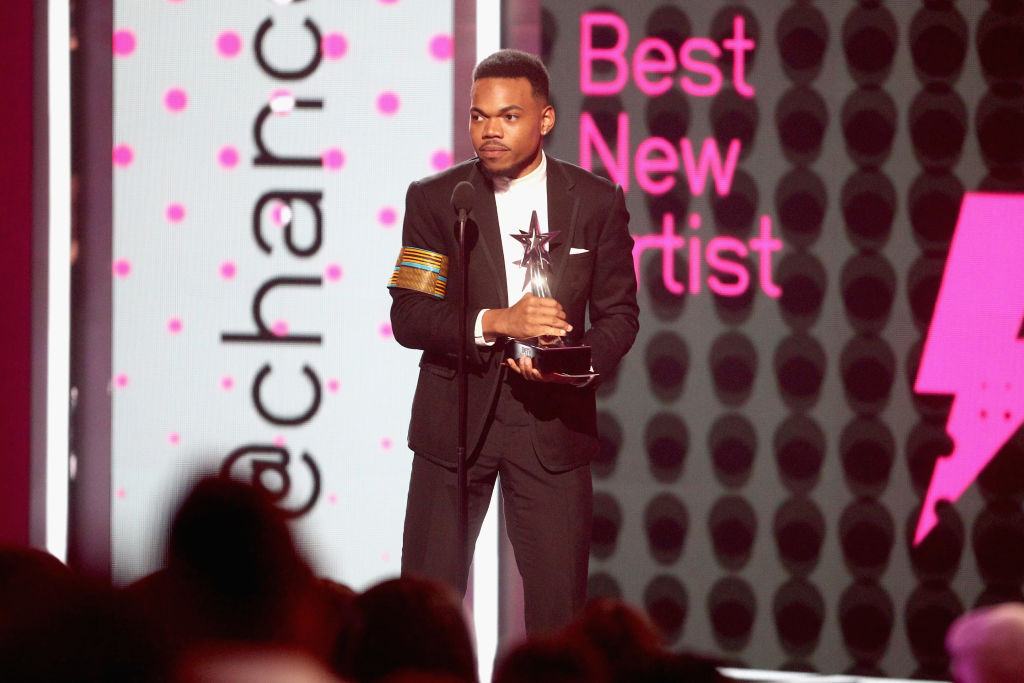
[[389, 155, 639, 471]]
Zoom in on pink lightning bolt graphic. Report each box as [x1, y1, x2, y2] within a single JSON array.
[[914, 193, 1024, 545]]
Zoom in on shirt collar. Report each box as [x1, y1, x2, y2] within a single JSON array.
[[492, 152, 547, 194]]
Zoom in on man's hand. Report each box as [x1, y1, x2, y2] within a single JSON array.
[[482, 293, 572, 342], [505, 355, 584, 384]]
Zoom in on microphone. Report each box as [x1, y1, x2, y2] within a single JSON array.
[[451, 181, 475, 223]]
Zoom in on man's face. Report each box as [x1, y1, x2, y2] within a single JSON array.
[[470, 77, 554, 179]]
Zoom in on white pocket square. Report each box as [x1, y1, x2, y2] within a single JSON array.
[[569, 247, 589, 255]]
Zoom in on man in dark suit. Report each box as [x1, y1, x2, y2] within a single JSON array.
[[388, 49, 638, 633]]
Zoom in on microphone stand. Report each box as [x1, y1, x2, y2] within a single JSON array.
[[455, 207, 469, 585]]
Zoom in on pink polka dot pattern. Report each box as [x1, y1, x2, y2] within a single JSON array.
[[381, 437, 393, 450], [216, 30, 242, 58], [429, 34, 453, 60], [322, 148, 345, 171], [113, 144, 134, 167], [273, 435, 286, 447], [379, 322, 393, 338], [218, 146, 239, 168], [164, 88, 188, 112], [327, 378, 340, 393], [220, 261, 237, 279], [113, 30, 136, 56], [169, 432, 181, 445], [113, 259, 132, 278], [322, 32, 348, 60], [431, 149, 453, 171], [328, 493, 339, 505], [325, 263, 343, 281], [378, 207, 397, 227], [116, 488, 126, 499], [114, 374, 130, 388], [166, 202, 186, 223], [221, 376, 234, 391], [377, 91, 400, 115], [271, 202, 291, 226], [270, 89, 295, 115], [271, 320, 289, 336], [167, 317, 183, 334]]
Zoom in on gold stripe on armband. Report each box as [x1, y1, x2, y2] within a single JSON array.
[[387, 246, 449, 299]]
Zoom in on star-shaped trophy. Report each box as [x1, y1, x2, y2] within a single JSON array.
[[504, 210, 595, 377], [512, 211, 558, 300]]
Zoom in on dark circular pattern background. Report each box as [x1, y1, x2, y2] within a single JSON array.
[[708, 576, 757, 651], [840, 499, 895, 580], [645, 331, 689, 403], [910, 4, 968, 83], [840, 334, 896, 416], [591, 492, 623, 560], [644, 492, 689, 564], [839, 581, 894, 662], [776, 86, 828, 165], [841, 255, 896, 334], [773, 334, 826, 410], [776, 3, 828, 84], [776, 251, 827, 331], [644, 574, 689, 643], [645, 412, 689, 483], [841, 169, 896, 250], [775, 167, 827, 248], [774, 414, 825, 494], [774, 497, 825, 576], [553, 0, 1012, 677], [842, 4, 898, 85], [909, 87, 968, 170], [594, 411, 623, 479], [709, 494, 757, 570], [907, 171, 964, 253], [710, 412, 757, 488], [840, 417, 895, 497], [709, 331, 758, 406], [773, 578, 825, 658]]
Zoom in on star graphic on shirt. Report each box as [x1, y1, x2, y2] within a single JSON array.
[[512, 210, 559, 293]]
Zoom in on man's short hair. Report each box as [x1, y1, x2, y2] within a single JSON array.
[[473, 49, 550, 102]]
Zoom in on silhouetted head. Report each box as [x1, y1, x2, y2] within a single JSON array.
[[0, 548, 160, 681], [562, 598, 728, 683], [948, 602, 1024, 683], [567, 598, 664, 661], [0, 545, 77, 639], [162, 476, 313, 645], [345, 576, 476, 682], [493, 634, 608, 683]]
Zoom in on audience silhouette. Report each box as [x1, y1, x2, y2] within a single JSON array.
[[342, 575, 476, 682], [7, 474, 1015, 681]]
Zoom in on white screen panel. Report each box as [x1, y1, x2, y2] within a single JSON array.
[[112, 0, 454, 589]]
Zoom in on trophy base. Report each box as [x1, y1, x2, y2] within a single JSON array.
[[504, 339, 592, 376]]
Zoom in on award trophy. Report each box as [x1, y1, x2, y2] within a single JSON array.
[[504, 211, 596, 379]]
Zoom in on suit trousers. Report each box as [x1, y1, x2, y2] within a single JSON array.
[[401, 376, 593, 635]]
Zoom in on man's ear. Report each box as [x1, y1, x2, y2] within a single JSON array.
[[541, 105, 555, 136]]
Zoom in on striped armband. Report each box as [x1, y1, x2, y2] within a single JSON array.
[[387, 246, 449, 299]]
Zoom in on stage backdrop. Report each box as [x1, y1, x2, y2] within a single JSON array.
[[540, 0, 1024, 678], [110, 1, 453, 590]]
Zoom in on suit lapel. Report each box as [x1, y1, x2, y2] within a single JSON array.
[[469, 163, 508, 308], [546, 157, 580, 293]]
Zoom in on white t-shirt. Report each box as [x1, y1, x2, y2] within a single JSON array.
[[474, 152, 549, 345]]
